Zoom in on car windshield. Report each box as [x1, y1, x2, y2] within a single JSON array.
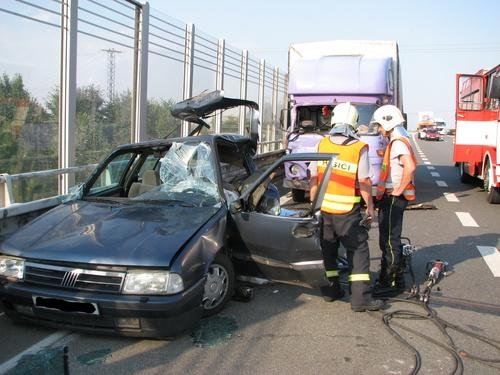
[[133, 141, 220, 206], [85, 141, 222, 207]]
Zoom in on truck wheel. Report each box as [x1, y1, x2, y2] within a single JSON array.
[[292, 188, 306, 202], [459, 163, 474, 183], [484, 161, 500, 204], [202, 252, 235, 317]]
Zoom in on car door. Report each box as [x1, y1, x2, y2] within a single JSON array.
[[229, 153, 336, 287]]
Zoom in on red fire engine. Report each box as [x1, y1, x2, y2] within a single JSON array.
[[454, 64, 500, 203]]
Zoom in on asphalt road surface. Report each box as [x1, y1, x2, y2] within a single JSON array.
[[1, 134, 499, 375]]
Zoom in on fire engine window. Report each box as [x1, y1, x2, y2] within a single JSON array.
[[487, 72, 500, 101], [458, 76, 484, 111]]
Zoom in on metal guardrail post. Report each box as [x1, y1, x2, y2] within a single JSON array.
[[59, 0, 78, 195], [182, 23, 195, 137], [131, 2, 149, 143], [215, 38, 225, 134], [0, 174, 14, 207], [238, 49, 248, 136], [271, 67, 279, 151], [258, 59, 265, 153]]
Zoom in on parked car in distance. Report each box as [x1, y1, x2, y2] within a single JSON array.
[[436, 127, 447, 136], [0, 91, 335, 338]]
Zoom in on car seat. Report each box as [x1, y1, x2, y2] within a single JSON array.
[[128, 170, 161, 197]]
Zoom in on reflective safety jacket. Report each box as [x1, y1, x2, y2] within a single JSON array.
[[376, 137, 416, 201], [317, 137, 367, 214]]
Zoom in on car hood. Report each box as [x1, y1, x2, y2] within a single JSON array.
[[1, 201, 221, 267]]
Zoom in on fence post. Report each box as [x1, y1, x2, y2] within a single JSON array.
[[215, 38, 225, 134], [58, 0, 78, 195], [271, 67, 279, 152], [0, 174, 14, 207], [131, 2, 149, 143], [258, 59, 265, 153], [182, 23, 195, 137], [238, 49, 248, 136]]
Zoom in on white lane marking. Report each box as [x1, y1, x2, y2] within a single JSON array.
[[0, 331, 72, 373], [436, 180, 448, 187], [476, 246, 500, 277], [427, 166, 435, 170], [424, 161, 431, 165], [431, 172, 440, 177], [455, 212, 479, 227], [444, 192, 459, 202], [422, 158, 428, 162]]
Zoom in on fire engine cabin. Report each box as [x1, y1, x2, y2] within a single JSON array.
[[454, 64, 500, 203]]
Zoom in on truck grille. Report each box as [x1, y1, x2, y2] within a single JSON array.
[[24, 262, 125, 293]]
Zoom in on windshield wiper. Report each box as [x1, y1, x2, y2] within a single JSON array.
[[132, 199, 197, 207], [83, 196, 131, 205]]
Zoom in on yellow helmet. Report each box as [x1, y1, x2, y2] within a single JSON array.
[[330, 102, 359, 129]]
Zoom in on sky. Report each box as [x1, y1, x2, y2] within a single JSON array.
[[147, 0, 499, 129], [1, 0, 499, 130]]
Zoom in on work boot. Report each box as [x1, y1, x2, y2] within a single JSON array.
[[351, 299, 387, 312], [392, 272, 406, 290], [320, 285, 344, 302]]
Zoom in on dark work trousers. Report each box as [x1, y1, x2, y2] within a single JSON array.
[[377, 194, 409, 279], [321, 205, 372, 308]]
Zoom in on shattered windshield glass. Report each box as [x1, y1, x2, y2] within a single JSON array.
[[132, 141, 221, 207]]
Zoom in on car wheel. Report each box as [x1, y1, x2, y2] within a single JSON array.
[[459, 162, 474, 183], [292, 188, 306, 202], [202, 252, 234, 317], [484, 161, 500, 204]]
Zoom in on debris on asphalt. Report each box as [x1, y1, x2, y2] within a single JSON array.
[[406, 203, 437, 210], [8, 346, 66, 374], [190, 315, 238, 348], [76, 349, 112, 366]]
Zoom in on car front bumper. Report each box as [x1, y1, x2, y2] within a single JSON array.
[[0, 277, 205, 338]]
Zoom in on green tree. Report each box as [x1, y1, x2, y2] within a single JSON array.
[[147, 98, 180, 139]]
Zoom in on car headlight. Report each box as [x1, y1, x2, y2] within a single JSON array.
[[123, 271, 184, 295], [0, 255, 24, 280]]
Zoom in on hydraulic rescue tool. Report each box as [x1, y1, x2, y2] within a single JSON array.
[[419, 260, 450, 303]]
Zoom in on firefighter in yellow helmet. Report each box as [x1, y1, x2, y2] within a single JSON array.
[[309, 103, 386, 312], [371, 105, 416, 295]]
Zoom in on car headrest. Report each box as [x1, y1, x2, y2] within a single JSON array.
[[143, 170, 160, 185]]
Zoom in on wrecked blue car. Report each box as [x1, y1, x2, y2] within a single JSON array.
[[0, 91, 335, 337]]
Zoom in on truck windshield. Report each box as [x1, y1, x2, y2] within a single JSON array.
[[354, 104, 378, 127]]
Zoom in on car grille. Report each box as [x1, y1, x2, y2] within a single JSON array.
[[24, 262, 126, 293]]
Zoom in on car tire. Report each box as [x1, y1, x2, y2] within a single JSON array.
[[484, 161, 500, 204], [201, 252, 235, 317], [292, 188, 306, 202], [459, 162, 474, 184]]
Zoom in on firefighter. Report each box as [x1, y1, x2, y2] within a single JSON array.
[[371, 105, 417, 294], [310, 103, 386, 312]]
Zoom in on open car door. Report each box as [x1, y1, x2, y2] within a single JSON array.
[[229, 153, 336, 287]]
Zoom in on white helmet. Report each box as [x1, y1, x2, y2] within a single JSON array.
[[372, 105, 405, 131], [330, 102, 359, 129]]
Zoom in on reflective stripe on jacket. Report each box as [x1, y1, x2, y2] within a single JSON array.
[[317, 137, 367, 214], [376, 137, 416, 201]]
